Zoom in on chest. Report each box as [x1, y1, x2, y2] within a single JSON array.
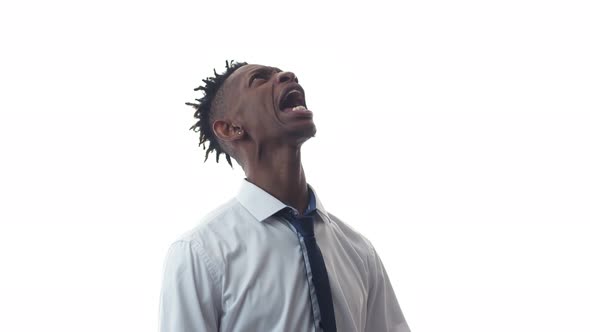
[[216, 219, 369, 332]]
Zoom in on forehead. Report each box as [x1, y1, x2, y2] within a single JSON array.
[[228, 64, 281, 82], [221, 64, 281, 96]]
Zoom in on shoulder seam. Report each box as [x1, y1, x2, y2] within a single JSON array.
[[189, 240, 221, 286], [189, 240, 223, 312]]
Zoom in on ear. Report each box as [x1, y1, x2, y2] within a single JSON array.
[[212, 120, 244, 142]]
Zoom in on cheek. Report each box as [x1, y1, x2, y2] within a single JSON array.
[[251, 101, 278, 126], [249, 111, 285, 139], [237, 95, 283, 137]]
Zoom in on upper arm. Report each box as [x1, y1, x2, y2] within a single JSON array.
[[366, 242, 411, 332], [159, 241, 220, 332]]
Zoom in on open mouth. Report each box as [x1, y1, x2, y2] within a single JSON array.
[[279, 86, 308, 112]]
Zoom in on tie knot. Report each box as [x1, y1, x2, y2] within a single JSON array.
[[283, 209, 315, 238]]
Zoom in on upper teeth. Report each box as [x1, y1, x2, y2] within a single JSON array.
[[292, 105, 307, 111]]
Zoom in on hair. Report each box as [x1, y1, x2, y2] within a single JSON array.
[[186, 60, 248, 168]]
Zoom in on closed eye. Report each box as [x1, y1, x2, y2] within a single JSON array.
[[248, 68, 277, 87]]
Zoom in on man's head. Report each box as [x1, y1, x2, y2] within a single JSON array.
[[187, 61, 316, 168]]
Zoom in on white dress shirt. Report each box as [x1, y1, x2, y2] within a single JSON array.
[[159, 179, 410, 332]]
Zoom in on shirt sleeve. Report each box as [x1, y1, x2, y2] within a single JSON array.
[[366, 243, 411, 332], [159, 240, 220, 332]]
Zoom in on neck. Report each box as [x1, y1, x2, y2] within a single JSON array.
[[243, 144, 309, 215]]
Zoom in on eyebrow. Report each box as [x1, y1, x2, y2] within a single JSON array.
[[252, 66, 281, 75]]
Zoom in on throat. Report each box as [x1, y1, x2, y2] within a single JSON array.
[[244, 147, 308, 213]]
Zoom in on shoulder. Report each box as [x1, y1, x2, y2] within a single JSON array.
[[175, 197, 246, 245], [324, 211, 376, 257], [169, 196, 261, 267], [164, 198, 249, 280]]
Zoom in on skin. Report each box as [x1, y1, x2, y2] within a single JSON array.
[[212, 64, 316, 215]]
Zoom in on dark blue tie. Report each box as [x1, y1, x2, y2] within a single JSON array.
[[283, 209, 337, 332]]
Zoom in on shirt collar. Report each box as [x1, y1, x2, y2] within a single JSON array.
[[236, 178, 329, 223]]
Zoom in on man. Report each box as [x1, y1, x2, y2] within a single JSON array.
[[159, 61, 410, 332]]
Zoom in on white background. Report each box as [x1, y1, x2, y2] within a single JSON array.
[[1, 0, 589, 331]]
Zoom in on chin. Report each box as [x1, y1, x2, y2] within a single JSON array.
[[291, 124, 317, 145]]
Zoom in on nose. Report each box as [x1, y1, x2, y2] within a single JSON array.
[[276, 71, 298, 84]]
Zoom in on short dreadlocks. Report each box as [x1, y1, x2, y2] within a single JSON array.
[[186, 60, 248, 168]]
